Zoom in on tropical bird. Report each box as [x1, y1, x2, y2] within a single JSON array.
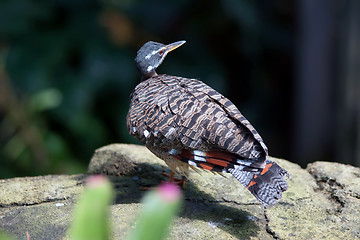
[[127, 40, 288, 206]]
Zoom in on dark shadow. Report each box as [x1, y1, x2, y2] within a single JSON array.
[[108, 162, 261, 239]]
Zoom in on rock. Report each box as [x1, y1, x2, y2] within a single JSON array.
[[1, 143, 359, 239], [0, 175, 85, 240], [306, 162, 360, 237]]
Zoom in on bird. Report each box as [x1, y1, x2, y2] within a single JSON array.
[[127, 40, 289, 206]]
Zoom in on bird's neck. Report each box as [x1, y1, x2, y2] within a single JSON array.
[[141, 70, 158, 81]]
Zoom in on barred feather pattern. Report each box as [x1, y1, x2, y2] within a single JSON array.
[[127, 74, 288, 205]]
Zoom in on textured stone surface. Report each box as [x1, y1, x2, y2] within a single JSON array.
[[0, 175, 85, 240], [1, 144, 359, 239]]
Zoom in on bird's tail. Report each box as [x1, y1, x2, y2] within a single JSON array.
[[228, 159, 289, 206], [172, 149, 288, 206]]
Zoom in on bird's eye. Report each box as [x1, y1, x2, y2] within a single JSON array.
[[159, 50, 164, 56]]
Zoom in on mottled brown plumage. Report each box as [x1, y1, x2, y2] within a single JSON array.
[[127, 74, 267, 165], [127, 41, 288, 206]]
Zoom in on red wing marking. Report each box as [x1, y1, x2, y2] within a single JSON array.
[[204, 151, 237, 161], [201, 151, 238, 167], [203, 158, 229, 167], [260, 163, 274, 175], [198, 163, 215, 171], [247, 162, 278, 189], [247, 180, 257, 189], [173, 149, 262, 173]]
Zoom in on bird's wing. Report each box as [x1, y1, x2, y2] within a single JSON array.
[[182, 76, 268, 157], [127, 75, 267, 167], [186, 77, 268, 154]]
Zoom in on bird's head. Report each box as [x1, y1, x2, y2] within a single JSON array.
[[135, 40, 186, 80]]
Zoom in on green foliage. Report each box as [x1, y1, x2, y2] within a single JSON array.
[[67, 176, 182, 240], [0, 0, 138, 178], [68, 175, 114, 240], [0, 232, 14, 240], [128, 183, 182, 240]]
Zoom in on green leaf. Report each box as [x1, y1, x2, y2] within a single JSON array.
[[29, 88, 62, 112]]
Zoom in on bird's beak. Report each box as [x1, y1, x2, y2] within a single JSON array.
[[165, 40, 186, 53]]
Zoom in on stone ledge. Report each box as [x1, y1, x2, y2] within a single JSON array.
[[0, 144, 359, 239]]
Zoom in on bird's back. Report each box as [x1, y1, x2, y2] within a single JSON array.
[[127, 74, 266, 160]]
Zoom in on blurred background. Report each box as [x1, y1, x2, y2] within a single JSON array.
[[0, 0, 359, 178]]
